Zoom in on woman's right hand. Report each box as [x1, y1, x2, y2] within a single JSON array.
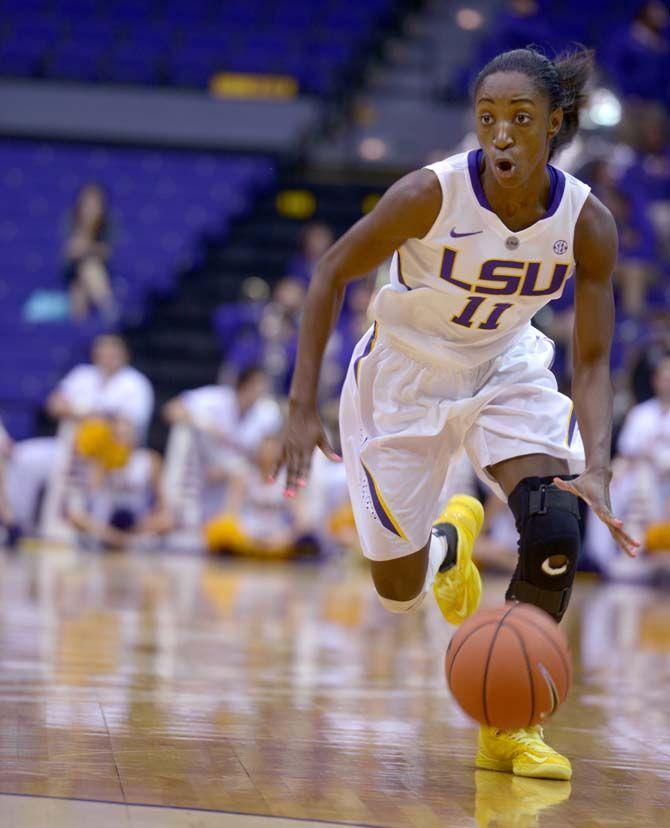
[[272, 400, 341, 497], [66, 235, 90, 259]]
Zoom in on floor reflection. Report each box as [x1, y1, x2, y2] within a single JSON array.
[[474, 771, 572, 827], [0, 547, 667, 826]]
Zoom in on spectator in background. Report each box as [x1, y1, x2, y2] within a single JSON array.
[[162, 366, 281, 518], [578, 158, 659, 317], [605, 183, 659, 317], [46, 334, 154, 440], [66, 419, 174, 551], [5, 334, 154, 534], [621, 107, 670, 262], [64, 183, 117, 322], [0, 419, 19, 547], [214, 226, 336, 396], [204, 433, 317, 559], [221, 277, 305, 396], [286, 222, 335, 286], [630, 309, 670, 402], [586, 354, 670, 577], [604, 0, 669, 106], [456, 0, 555, 99], [320, 277, 376, 408]]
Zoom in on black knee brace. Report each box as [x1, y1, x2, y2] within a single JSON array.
[[506, 475, 582, 622]]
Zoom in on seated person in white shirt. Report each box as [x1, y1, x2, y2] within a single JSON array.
[[6, 334, 154, 534], [586, 354, 670, 575], [65, 418, 174, 551], [204, 433, 317, 558], [162, 366, 281, 519], [0, 419, 20, 547], [46, 334, 154, 440]]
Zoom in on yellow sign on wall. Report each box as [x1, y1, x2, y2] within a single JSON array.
[[210, 73, 298, 100]]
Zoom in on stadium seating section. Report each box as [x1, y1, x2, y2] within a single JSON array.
[[0, 0, 392, 95], [0, 139, 275, 439]]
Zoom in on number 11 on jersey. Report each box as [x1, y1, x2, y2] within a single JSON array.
[[451, 297, 513, 330]]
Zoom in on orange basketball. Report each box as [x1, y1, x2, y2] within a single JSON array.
[[445, 603, 572, 729]]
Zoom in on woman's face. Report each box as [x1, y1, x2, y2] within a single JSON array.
[[475, 71, 562, 188], [78, 186, 105, 222], [93, 336, 128, 374]]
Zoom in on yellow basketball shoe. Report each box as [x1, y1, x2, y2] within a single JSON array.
[[476, 725, 572, 781], [432, 494, 484, 625]]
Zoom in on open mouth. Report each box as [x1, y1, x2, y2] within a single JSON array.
[[495, 159, 515, 174]]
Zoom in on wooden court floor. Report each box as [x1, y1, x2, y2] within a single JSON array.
[[0, 546, 668, 827]]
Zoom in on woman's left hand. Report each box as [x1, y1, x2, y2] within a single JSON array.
[[553, 469, 640, 558]]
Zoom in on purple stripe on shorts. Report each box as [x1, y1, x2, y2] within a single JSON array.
[[361, 460, 401, 538], [354, 322, 377, 386], [567, 406, 577, 445]]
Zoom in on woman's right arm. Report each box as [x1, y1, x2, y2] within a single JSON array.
[[275, 168, 442, 496]]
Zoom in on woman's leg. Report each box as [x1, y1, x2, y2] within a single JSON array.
[[338, 339, 450, 609], [339, 350, 481, 617], [78, 258, 118, 321], [69, 280, 89, 319], [488, 453, 570, 497], [489, 453, 572, 572], [488, 453, 580, 623], [369, 544, 430, 601]]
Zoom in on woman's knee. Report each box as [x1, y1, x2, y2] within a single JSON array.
[[370, 543, 429, 604]]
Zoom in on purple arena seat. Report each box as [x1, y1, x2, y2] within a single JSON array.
[[0, 139, 275, 439]]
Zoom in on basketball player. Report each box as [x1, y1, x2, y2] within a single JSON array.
[[274, 47, 640, 780]]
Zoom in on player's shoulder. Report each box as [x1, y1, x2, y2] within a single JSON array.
[[575, 189, 615, 232], [393, 151, 468, 199], [422, 150, 471, 192], [573, 189, 617, 268], [424, 150, 471, 176], [387, 151, 471, 240]]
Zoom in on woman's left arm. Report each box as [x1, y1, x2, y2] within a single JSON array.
[[553, 194, 640, 558]]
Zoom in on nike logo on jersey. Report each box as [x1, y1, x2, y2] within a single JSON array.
[[450, 227, 483, 238]]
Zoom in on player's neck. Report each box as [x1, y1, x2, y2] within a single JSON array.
[[480, 156, 552, 233]]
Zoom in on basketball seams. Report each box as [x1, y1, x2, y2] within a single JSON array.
[[506, 617, 571, 690], [448, 604, 571, 728], [505, 623, 535, 727], [481, 604, 518, 727], [446, 621, 497, 687]]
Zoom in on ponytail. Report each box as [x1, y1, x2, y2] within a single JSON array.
[[474, 46, 595, 159], [551, 48, 594, 157]]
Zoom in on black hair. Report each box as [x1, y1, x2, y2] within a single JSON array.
[[73, 181, 109, 240], [474, 46, 594, 160], [235, 365, 265, 390]]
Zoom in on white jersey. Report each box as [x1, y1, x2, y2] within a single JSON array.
[[180, 386, 281, 456], [58, 364, 154, 441], [372, 150, 591, 368]]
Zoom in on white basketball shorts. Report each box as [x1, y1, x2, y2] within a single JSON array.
[[339, 323, 585, 562]]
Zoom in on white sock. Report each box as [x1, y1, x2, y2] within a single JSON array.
[[425, 530, 449, 588], [376, 532, 447, 614]]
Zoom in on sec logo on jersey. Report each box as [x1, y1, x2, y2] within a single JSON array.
[[553, 239, 568, 254]]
